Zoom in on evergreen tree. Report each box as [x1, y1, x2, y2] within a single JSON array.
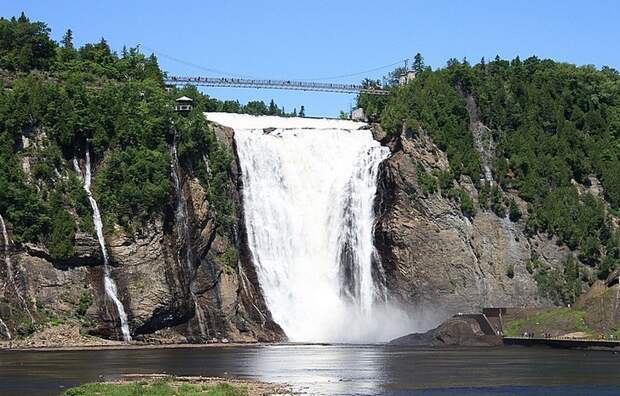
[[412, 52, 425, 73], [61, 29, 74, 50], [268, 99, 277, 115], [299, 105, 305, 117]]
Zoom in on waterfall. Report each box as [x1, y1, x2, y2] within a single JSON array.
[[207, 112, 410, 343], [75, 149, 131, 342], [170, 139, 208, 339], [0, 214, 15, 285], [0, 213, 33, 323], [0, 214, 13, 340], [0, 317, 10, 340]]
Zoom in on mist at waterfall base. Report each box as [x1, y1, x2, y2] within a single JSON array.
[[207, 113, 418, 343]]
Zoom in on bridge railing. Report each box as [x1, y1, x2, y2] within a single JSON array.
[[165, 76, 389, 95]]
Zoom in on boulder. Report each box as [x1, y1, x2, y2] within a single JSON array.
[[389, 316, 503, 347]]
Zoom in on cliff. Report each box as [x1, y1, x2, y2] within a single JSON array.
[[372, 122, 575, 320], [0, 123, 283, 344]]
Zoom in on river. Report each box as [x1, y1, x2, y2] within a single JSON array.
[[2, 345, 620, 395]]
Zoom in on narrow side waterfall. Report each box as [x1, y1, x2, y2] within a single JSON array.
[[0, 317, 9, 340], [1, 213, 32, 322], [206, 113, 411, 343], [0, 214, 15, 285], [75, 149, 131, 342], [0, 214, 13, 340], [170, 139, 208, 338]]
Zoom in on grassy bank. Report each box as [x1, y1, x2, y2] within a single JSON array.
[[61, 376, 290, 396], [503, 308, 593, 337], [63, 381, 246, 396]]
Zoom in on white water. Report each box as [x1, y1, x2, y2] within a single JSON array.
[[0, 213, 33, 323], [75, 150, 131, 342], [207, 113, 412, 343], [0, 214, 13, 340], [170, 140, 208, 338], [0, 214, 14, 285]]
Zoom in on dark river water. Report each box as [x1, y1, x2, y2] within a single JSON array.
[[1, 344, 620, 395]]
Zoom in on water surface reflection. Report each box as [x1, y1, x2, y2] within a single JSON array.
[[2, 344, 620, 395]]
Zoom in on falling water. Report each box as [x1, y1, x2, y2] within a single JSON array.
[[0, 214, 14, 285], [75, 149, 131, 342], [0, 317, 9, 340], [206, 113, 411, 343], [170, 139, 208, 338], [0, 213, 33, 323], [0, 214, 13, 340]]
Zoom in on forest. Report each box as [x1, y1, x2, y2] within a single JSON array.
[[359, 53, 620, 301], [0, 13, 297, 259]]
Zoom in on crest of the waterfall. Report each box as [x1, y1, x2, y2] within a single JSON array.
[[207, 112, 412, 343], [76, 148, 132, 342]]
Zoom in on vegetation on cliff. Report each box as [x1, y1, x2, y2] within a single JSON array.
[[360, 54, 620, 301], [0, 13, 296, 257]]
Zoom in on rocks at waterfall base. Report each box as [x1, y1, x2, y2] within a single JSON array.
[[389, 316, 502, 347]]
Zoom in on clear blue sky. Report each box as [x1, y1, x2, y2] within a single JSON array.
[[3, 1, 619, 117]]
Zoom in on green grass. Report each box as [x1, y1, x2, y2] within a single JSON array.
[[62, 380, 248, 396], [503, 308, 594, 337]]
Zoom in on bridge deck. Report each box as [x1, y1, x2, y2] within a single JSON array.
[[165, 76, 389, 95]]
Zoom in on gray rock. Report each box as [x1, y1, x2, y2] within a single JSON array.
[[389, 316, 503, 347]]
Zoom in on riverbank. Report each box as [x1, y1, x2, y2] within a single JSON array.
[[0, 323, 271, 351], [61, 374, 292, 396]]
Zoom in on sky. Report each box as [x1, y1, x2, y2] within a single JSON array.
[[2, 0, 620, 117]]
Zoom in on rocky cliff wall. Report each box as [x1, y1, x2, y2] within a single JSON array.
[[372, 123, 573, 322], [0, 124, 284, 343]]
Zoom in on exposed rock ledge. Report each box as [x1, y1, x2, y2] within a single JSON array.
[[389, 316, 503, 347]]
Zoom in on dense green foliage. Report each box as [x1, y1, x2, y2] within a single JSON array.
[[360, 54, 620, 288], [0, 13, 294, 256], [0, 13, 55, 71]]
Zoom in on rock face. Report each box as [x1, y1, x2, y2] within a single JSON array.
[[0, 123, 284, 343], [388, 316, 503, 347], [373, 122, 572, 323]]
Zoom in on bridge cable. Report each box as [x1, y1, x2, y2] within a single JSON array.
[[142, 44, 406, 82], [296, 59, 406, 81], [140, 44, 259, 79]]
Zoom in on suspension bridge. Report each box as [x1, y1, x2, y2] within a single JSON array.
[[164, 76, 390, 95]]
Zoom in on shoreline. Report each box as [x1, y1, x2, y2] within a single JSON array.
[[0, 340, 343, 352], [62, 374, 294, 396]]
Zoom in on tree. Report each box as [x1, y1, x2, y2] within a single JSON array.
[[412, 52, 425, 73], [61, 29, 74, 50], [0, 13, 56, 71], [268, 99, 277, 115], [299, 105, 305, 117]]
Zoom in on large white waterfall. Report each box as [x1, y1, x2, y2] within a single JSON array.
[[206, 112, 410, 343], [74, 149, 131, 342]]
